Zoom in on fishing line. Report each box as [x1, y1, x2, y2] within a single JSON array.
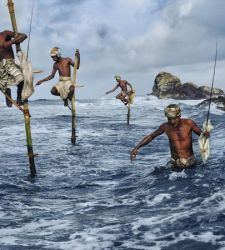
[[26, 0, 35, 59], [206, 38, 217, 125]]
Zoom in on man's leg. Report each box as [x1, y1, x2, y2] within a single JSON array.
[[51, 87, 68, 106], [5, 88, 13, 107], [17, 81, 25, 106], [116, 93, 128, 105], [67, 85, 75, 101], [51, 87, 60, 96]]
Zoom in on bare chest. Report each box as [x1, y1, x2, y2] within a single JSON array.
[[56, 60, 71, 74], [165, 125, 191, 141], [119, 82, 127, 90]]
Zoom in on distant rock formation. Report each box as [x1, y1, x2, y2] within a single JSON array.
[[150, 72, 224, 100], [198, 95, 225, 111]]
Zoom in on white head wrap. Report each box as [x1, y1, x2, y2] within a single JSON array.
[[115, 75, 121, 80], [164, 104, 181, 118], [50, 47, 61, 57]]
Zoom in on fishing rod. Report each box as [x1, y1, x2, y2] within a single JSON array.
[[26, 0, 35, 59], [206, 38, 218, 125], [198, 39, 217, 164]]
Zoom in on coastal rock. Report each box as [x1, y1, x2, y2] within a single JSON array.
[[198, 95, 225, 111], [152, 72, 181, 99], [151, 72, 224, 100], [198, 86, 224, 96]]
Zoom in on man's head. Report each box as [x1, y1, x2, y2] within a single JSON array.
[[50, 47, 61, 61], [164, 104, 181, 127], [115, 75, 121, 82]]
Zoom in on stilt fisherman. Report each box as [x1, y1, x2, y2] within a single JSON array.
[[105, 75, 134, 106], [0, 30, 28, 106], [35, 47, 80, 106]]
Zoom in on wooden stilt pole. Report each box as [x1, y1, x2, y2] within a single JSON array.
[[126, 90, 135, 125], [7, 0, 36, 177], [127, 102, 131, 125], [71, 49, 79, 144], [24, 103, 36, 177], [71, 94, 76, 144], [0, 89, 25, 113]]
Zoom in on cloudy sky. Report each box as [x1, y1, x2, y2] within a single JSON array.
[[1, 0, 225, 100]]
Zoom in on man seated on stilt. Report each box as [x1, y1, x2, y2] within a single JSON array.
[[35, 47, 80, 107], [0, 30, 27, 107], [105, 75, 134, 106]]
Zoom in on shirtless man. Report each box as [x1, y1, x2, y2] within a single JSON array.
[[0, 30, 27, 106], [35, 47, 80, 106], [105, 75, 133, 105], [130, 104, 209, 170]]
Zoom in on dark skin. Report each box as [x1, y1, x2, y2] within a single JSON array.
[[130, 116, 210, 161], [106, 79, 133, 105], [0, 30, 27, 105], [0, 30, 27, 60], [35, 50, 80, 104]]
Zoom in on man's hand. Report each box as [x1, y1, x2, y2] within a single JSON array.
[[35, 81, 42, 86], [105, 91, 110, 95], [130, 148, 138, 161], [203, 131, 210, 138], [75, 49, 80, 58]]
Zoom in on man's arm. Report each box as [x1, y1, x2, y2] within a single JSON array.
[[69, 50, 80, 69], [35, 65, 57, 86], [130, 127, 164, 160], [189, 119, 210, 138], [126, 81, 133, 90], [105, 84, 119, 94], [75, 49, 80, 69], [1, 30, 27, 48]]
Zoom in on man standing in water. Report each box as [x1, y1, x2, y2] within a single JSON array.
[[0, 30, 27, 106], [35, 47, 80, 106], [130, 104, 209, 170], [105, 75, 134, 105]]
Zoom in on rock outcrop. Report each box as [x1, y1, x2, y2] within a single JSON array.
[[198, 95, 225, 111], [150, 72, 224, 100]]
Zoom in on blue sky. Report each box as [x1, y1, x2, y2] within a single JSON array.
[[1, 0, 225, 99]]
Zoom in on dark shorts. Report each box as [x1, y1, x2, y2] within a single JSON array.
[[169, 155, 196, 170]]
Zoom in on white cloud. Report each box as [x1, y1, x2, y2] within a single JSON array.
[[1, 0, 225, 100]]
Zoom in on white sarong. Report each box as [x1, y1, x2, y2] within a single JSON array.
[[54, 76, 73, 100]]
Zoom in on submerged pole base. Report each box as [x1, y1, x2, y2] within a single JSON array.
[[28, 146, 37, 177], [71, 130, 77, 145], [127, 106, 131, 125]]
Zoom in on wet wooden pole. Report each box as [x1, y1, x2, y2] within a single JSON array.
[[126, 90, 135, 125], [8, 0, 36, 177], [127, 102, 131, 125], [71, 49, 79, 144]]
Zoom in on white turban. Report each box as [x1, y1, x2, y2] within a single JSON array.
[[50, 47, 61, 57], [164, 105, 181, 118], [115, 75, 121, 80]]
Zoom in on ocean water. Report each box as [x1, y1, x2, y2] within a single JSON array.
[[0, 95, 224, 250]]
